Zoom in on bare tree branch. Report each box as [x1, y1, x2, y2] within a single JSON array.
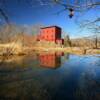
[[0, 8, 10, 25]]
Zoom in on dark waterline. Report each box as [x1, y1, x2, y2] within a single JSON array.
[[0, 52, 100, 100]]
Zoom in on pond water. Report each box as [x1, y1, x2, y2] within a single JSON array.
[[0, 52, 100, 100]]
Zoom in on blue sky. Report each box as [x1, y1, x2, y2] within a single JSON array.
[[0, 0, 99, 38]]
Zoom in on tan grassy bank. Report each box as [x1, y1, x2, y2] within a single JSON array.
[[0, 42, 100, 56], [31, 47, 100, 55]]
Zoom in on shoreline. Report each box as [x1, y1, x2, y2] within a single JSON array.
[[0, 46, 100, 56], [29, 47, 100, 55]]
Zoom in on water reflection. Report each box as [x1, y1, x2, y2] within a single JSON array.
[[39, 52, 64, 69], [0, 53, 100, 100], [76, 69, 100, 100]]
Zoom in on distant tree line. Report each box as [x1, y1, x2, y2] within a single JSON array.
[[63, 35, 100, 49]]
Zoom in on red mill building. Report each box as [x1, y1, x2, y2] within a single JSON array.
[[37, 26, 64, 44]]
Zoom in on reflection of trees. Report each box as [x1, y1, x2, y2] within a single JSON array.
[[0, 54, 39, 72], [61, 53, 69, 64], [92, 56, 100, 67], [0, 54, 52, 100], [75, 68, 100, 100], [0, 52, 70, 100], [96, 59, 100, 66], [0, 79, 51, 100]]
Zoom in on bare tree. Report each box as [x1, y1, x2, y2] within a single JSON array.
[[53, 0, 100, 18], [80, 18, 100, 49], [64, 35, 71, 47]]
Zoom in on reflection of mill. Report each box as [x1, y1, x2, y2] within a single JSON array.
[[39, 52, 64, 69]]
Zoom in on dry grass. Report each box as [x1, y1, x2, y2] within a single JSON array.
[[86, 49, 100, 54], [0, 42, 24, 55], [0, 40, 100, 56]]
